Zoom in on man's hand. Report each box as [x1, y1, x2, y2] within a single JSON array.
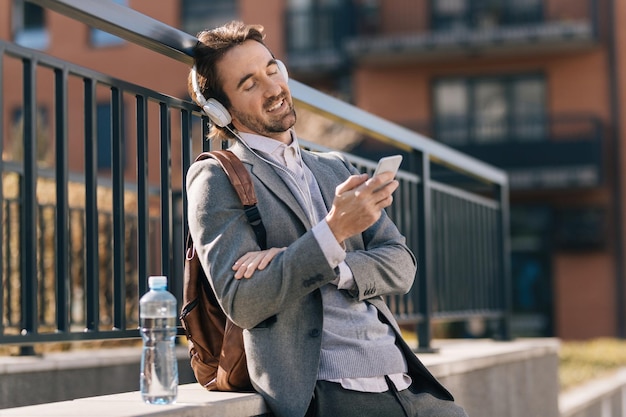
[[233, 247, 287, 279], [325, 172, 398, 244]]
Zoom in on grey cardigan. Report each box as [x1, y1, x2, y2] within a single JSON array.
[[186, 140, 452, 417]]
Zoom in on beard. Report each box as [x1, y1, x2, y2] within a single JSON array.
[[231, 96, 297, 137]]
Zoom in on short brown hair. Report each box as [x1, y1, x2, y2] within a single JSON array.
[[188, 21, 266, 140]]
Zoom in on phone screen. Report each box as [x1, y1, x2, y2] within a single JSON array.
[[373, 155, 402, 177]]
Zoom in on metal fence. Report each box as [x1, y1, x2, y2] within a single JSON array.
[[0, 0, 511, 351]]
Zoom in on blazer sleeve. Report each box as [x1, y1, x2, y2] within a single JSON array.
[[328, 153, 418, 301]]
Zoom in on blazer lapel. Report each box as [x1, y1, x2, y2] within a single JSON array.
[[230, 141, 312, 229], [301, 152, 341, 211]]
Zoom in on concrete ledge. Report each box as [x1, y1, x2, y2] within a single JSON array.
[[559, 367, 626, 417], [422, 338, 561, 417], [0, 385, 269, 417], [0, 338, 560, 417], [0, 346, 196, 409]]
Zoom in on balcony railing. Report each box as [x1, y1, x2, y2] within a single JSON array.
[[432, 0, 545, 30], [412, 114, 603, 189], [0, 0, 511, 351], [345, 0, 599, 62]]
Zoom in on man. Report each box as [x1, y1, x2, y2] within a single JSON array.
[[186, 20, 468, 417]]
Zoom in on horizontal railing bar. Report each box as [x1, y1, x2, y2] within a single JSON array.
[[430, 180, 500, 209], [27, 0, 197, 64], [0, 40, 197, 113], [432, 311, 504, 321], [301, 139, 421, 183]]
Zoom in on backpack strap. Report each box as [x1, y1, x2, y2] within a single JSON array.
[[194, 150, 267, 250]]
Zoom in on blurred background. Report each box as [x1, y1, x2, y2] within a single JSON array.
[[1, 0, 625, 344]]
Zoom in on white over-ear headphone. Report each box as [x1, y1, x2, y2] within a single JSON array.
[[190, 60, 288, 127]]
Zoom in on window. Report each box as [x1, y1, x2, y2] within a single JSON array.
[[13, 0, 49, 50], [433, 75, 546, 145], [507, 0, 543, 24], [434, 80, 469, 145], [431, 0, 543, 30], [181, 0, 237, 35], [286, 0, 346, 54], [90, 0, 126, 47], [288, 0, 315, 52], [432, 0, 469, 30]]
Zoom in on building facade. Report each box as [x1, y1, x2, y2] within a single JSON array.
[[1, 0, 624, 340]]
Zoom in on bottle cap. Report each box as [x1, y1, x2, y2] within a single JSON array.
[[148, 275, 167, 289]]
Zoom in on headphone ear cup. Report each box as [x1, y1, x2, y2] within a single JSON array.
[[204, 98, 232, 127], [276, 59, 288, 83]]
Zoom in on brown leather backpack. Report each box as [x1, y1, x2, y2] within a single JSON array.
[[180, 150, 266, 391]]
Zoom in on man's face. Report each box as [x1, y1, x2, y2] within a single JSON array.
[[217, 40, 296, 142]]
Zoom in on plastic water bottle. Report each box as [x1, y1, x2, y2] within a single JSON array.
[[139, 275, 178, 404]]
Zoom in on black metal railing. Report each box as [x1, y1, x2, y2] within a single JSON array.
[[0, 38, 202, 344], [1, 168, 161, 336], [0, 0, 511, 351]]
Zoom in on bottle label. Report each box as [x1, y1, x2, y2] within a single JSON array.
[[141, 317, 177, 329]]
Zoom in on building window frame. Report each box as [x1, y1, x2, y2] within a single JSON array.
[[430, 0, 544, 31], [432, 73, 546, 146], [180, 0, 238, 35], [12, 0, 49, 50]]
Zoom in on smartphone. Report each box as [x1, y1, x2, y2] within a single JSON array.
[[372, 155, 402, 190], [373, 155, 403, 178]]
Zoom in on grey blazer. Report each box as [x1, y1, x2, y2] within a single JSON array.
[[186, 140, 452, 417]]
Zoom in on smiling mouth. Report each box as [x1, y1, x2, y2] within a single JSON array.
[[267, 99, 284, 113]]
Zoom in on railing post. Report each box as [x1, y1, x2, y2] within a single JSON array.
[[159, 103, 173, 279], [111, 87, 125, 330], [496, 182, 512, 341], [20, 58, 38, 355], [175, 109, 193, 306], [54, 67, 70, 333], [84, 77, 100, 332], [136, 95, 149, 298], [415, 151, 435, 352], [0, 45, 5, 340]]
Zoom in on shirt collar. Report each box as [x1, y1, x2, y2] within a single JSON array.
[[238, 130, 302, 165]]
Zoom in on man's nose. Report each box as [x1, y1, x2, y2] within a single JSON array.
[[263, 76, 282, 97]]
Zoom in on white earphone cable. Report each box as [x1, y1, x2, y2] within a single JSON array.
[[225, 125, 317, 225]]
